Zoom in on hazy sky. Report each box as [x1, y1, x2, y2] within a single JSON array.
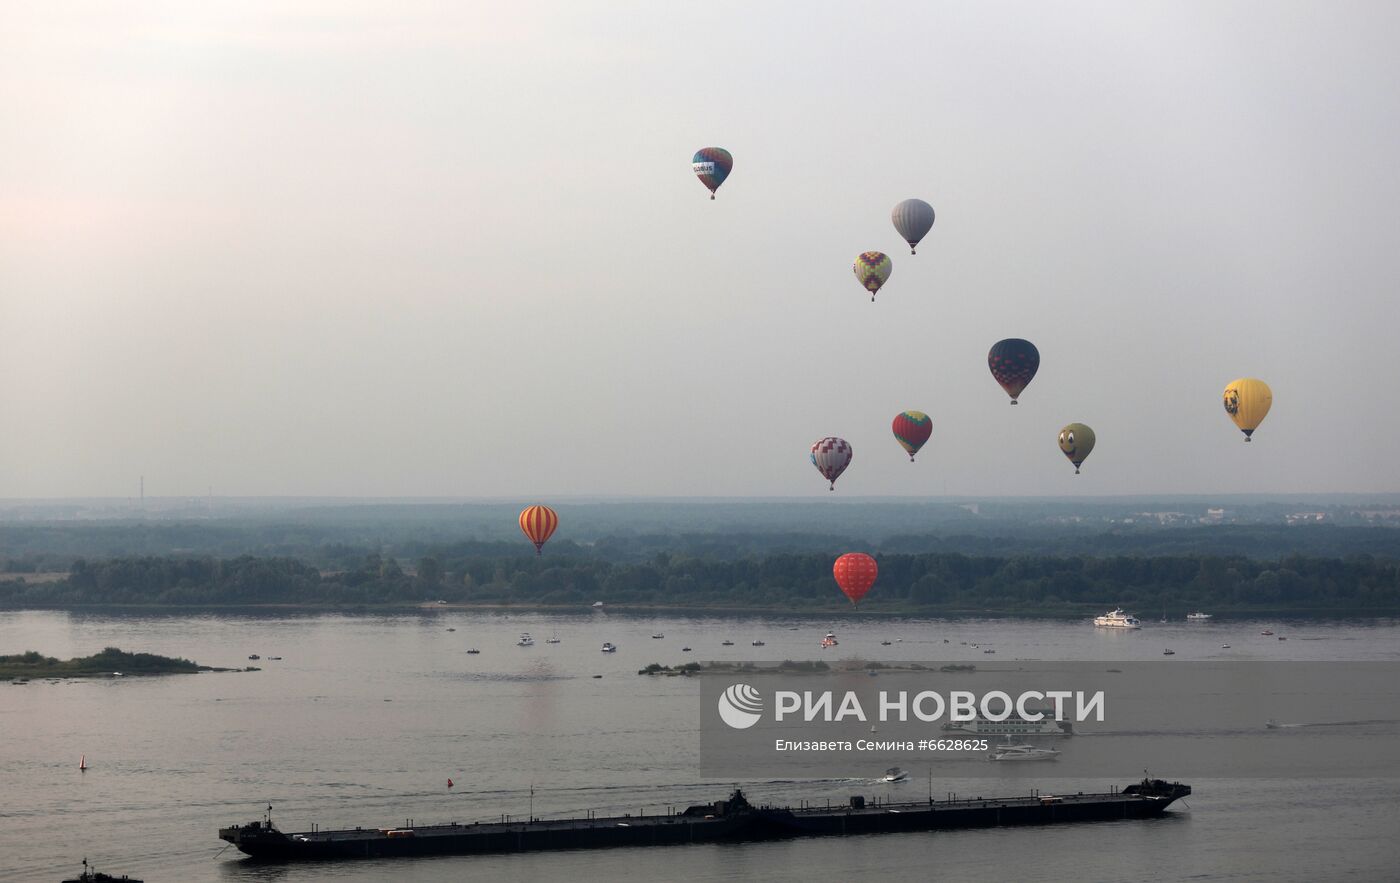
[[3, 2, 1399, 499]]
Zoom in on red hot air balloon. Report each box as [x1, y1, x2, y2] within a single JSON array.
[[810, 437, 853, 490], [518, 505, 558, 556], [891, 410, 932, 462], [833, 553, 878, 605], [987, 338, 1040, 404]]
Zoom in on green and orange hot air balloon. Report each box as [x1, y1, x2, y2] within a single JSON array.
[[853, 252, 892, 301], [892, 411, 932, 461], [519, 505, 559, 556]]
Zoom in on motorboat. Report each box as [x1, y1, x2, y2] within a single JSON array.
[[821, 632, 838, 648], [652, 633, 664, 639], [591, 601, 604, 608], [751, 640, 765, 646], [446, 628, 455, 632], [601, 642, 617, 653], [880, 767, 910, 783], [880, 640, 892, 646], [983, 648, 996, 654], [989, 742, 1061, 762], [1261, 629, 1274, 635], [721, 640, 734, 646], [517, 633, 535, 647], [248, 654, 260, 660], [466, 648, 480, 655], [681, 646, 692, 652], [1093, 609, 1141, 629], [1221, 644, 1231, 649], [1186, 612, 1213, 621], [1162, 649, 1175, 656], [545, 633, 561, 644]]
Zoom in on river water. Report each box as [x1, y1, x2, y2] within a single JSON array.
[[2, 609, 1397, 882]]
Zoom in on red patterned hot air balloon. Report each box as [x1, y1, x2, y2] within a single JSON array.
[[987, 338, 1040, 404], [833, 553, 878, 605], [892, 410, 932, 462], [810, 437, 853, 490], [518, 505, 558, 556]]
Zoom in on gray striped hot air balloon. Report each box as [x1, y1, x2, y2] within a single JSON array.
[[891, 198, 935, 254]]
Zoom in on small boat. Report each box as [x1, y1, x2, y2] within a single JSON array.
[[601, 642, 617, 653], [248, 654, 260, 660], [721, 640, 734, 646], [62, 859, 143, 882], [1186, 612, 1213, 621], [591, 601, 604, 608], [1221, 644, 1231, 649], [651, 633, 664, 639], [79, 754, 86, 771], [1261, 629, 1274, 635], [466, 648, 480, 655], [880, 640, 892, 646], [545, 633, 560, 644], [821, 632, 838, 648], [268, 656, 282, 660], [1266, 719, 1282, 729], [681, 646, 692, 652], [983, 649, 996, 654], [517, 633, 535, 647], [989, 742, 1061, 762], [751, 640, 765, 646], [1278, 636, 1287, 641], [880, 767, 910, 783], [1162, 649, 1175, 656], [446, 628, 455, 632]]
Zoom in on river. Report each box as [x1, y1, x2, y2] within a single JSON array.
[[3, 609, 1397, 881]]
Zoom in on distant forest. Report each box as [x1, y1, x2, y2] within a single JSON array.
[[2, 549, 1397, 613], [2, 503, 1398, 612]]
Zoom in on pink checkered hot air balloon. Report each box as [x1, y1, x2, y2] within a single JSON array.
[[853, 252, 892, 302], [810, 437, 853, 491]]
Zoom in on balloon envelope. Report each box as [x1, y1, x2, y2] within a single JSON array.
[[810, 437, 853, 490], [892, 411, 932, 461], [988, 338, 1040, 403], [1057, 424, 1095, 474], [853, 252, 892, 301], [891, 199, 935, 254], [1222, 378, 1272, 441], [518, 505, 559, 555], [833, 553, 878, 604], [692, 147, 733, 199]]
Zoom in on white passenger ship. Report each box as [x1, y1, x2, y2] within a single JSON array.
[[1093, 608, 1141, 629]]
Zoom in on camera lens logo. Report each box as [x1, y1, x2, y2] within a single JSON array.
[[717, 683, 763, 729]]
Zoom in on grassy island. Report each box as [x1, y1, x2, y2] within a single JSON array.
[[0, 646, 220, 678]]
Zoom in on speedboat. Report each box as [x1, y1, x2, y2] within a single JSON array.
[[1093, 609, 1141, 629], [880, 767, 910, 783], [821, 632, 838, 648], [1186, 612, 1213, 621], [651, 633, 664, 639], [591, 601, 604, 608], [989, 743, 1061, 762], [517, 633, 535, 647], [1261, 629, 1274, 635], [1221, 644, 1231, 649], [601, 642, 617, 653]]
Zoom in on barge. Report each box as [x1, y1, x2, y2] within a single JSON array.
[[220, 778, 1190, 861]]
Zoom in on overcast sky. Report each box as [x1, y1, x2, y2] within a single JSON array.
[[2, 2, 1398, 499]]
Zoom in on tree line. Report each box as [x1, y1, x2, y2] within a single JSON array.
[[1, 550, 1397, 612]]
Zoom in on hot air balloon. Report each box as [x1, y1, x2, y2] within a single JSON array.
[[811, 437, 853, 490], [833, 553, 878, 605], [1222, 378, 1272, 442], [692, 147, 733, 199], [1057, 423, 1095, 474], [892, 411, 932, 462], [518, 505, 558, 555], [891, 199, 935, 254], [853, 252, 892, 301], [988, 338, 1040, 404]]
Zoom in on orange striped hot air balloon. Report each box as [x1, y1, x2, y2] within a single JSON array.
[[518, 505, 558, 556]]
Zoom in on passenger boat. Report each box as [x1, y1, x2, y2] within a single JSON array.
[[1092, 609, 1141, 629], [942, 707, 1073, 737], [989, 742, 1061, 762]]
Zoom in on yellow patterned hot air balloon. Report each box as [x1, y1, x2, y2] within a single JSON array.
[[1057, 423, 1095, 474], [1222, 378, 1272, 442], [853, 252, 892, 302]]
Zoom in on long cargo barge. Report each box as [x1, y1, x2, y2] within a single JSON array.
[[219, 778, 1190, 861]]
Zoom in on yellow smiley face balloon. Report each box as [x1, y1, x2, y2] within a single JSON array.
[[1058, 423, 1096, 474]]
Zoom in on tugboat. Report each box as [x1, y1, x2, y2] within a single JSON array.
[[62, 859, 143, 882]]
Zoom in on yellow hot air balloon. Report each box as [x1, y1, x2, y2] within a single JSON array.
[[1222, 378, 1272, 442], [1057, 423, 1095, 474]]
